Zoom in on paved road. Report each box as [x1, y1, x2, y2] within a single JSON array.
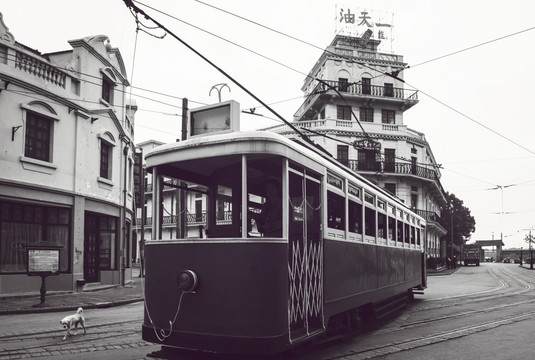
[[2, 263, 533, 359]]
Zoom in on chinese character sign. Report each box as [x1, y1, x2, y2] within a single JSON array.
[[335, 4, 394, 51]]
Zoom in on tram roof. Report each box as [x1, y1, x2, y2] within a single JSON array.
[[145, 130, 420, 216]]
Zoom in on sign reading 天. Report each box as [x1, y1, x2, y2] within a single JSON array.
[[335, 5, 394, 52]]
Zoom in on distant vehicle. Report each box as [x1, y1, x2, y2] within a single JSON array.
[[503, 258, 510, 263], [463, 244, 482, 266], [514, 258, 522, 264], [524, 258, 535, 265]]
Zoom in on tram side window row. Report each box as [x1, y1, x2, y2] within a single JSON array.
[[327, 189, 420, 246]]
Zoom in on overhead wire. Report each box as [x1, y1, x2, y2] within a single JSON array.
[[125, 0, 324, 152], [192, 0, 535, 156]]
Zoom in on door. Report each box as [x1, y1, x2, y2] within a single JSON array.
[[385, 148, 395, 172], [84, 213, 99, 283], [288, 170, 323, 341]]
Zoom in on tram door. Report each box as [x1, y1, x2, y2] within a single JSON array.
[[288, 170, 323, 341]]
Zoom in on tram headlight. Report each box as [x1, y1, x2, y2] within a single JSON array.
[[177, 269, 198, 293]]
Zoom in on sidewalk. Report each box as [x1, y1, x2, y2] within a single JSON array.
[[0, 267, 144, 316], [427, 265, 459, 276]]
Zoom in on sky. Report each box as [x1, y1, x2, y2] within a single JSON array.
[[2, 0, 535, 249]]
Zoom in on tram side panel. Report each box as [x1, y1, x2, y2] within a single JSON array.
[[142, 241, 289, 354], [323, 240, 423, 318]]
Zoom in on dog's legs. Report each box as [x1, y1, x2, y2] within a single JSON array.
[[63, 327, 71, 340], [81, 321, 87, 335]]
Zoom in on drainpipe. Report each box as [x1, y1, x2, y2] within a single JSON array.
[[121, 139, 130, 286]]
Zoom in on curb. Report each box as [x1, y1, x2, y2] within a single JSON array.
[[0, 298, 144, 316]]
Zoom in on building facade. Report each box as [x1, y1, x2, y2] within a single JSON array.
[[267, 34, 447, 259], [0, 12, 136, 294]]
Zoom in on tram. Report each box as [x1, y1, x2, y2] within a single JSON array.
[[141, 130, 426, 355]]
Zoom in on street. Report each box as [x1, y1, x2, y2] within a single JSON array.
[[2, 263, 535, 359]]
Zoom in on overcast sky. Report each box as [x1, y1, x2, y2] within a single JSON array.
[[2, 0, 535, 249]]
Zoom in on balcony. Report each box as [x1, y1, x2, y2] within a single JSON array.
[[345, 159, 438, 181], [416, 209, 447, 235], [266, 118, 408, 137], [136, 211, 231, 228], [294, 79, 418, 120], [343, 158, 446, 203]]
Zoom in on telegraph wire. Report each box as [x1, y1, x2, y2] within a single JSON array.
[[0, 51, 208, 110], [189, 1, 535, 156], [124, 0, 322, 152], [130, 0, 309, 78], [409, 26, 535, 69]]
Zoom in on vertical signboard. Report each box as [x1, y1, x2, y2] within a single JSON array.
[[134, 149, 143, 209]]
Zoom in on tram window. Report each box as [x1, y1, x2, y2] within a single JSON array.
[[208, 160, 242, 238], [364, 207, 376, 237], [404, 223, 410, 244], [411, 226, 416, 244], [417, 228, 421, 245], [378, 212, 386, 239], [348, 199, 362, 234], [247, 157, 282, 238], [216, 185, 232, 224], [327, 191, 345, 230], [397, 220, 403, 243], [388, 216, 395, 241]]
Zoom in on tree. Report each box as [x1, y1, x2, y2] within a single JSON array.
[[439, 192, 476, 257]]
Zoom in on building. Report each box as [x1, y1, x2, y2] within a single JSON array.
[[0, 12, 136, 294], [266, 34, 448, 259]]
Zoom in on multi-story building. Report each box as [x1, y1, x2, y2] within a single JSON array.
[[134, 34, 447, 261], [267, 34, 448, 259], [0, 12, 136, 294]]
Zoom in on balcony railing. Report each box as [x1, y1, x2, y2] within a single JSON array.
[[345, 159, 438, 181], [137, 211, 229, 227], [311, 79, 418, 101], [15, 51, 67, 88], [416, 209, 441, 222]]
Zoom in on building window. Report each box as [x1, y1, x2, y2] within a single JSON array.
[[102, 76, 114, 105], [337, 105, 352, 120], [71, 78, 80, 96], [337, 145, 349, 166], [381, 109, 395, 124], [25, 112, 52, 162], [0, 201, 70, 273], [100, 141, 112, 180], [338, 78, 349, 92], [359, 107, 374, 122], [384, 183, 396, 195], [362, 77, 371, 94], [384, 83, 394, 97]]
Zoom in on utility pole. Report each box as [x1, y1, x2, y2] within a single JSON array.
[[176, 98, 188, 239], [531, 230, 533, 270]]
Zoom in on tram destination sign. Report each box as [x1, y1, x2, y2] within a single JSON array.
[[27, 248, 60, 274]]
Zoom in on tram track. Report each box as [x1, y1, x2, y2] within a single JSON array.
[[413, 267, 534, 312], [321, 309, 535, 360], [0, 320, 152, 359]]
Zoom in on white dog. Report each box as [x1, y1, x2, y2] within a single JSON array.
[[60, 307, 86, 340]]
